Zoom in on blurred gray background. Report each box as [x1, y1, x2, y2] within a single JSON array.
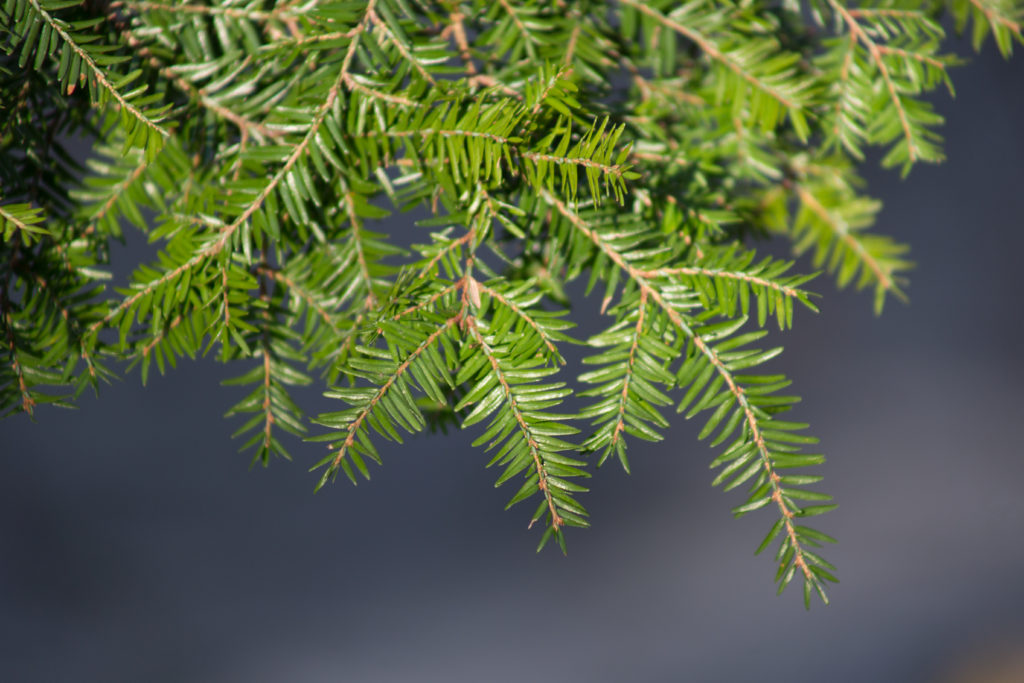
[[2, 33, 1023, 683]]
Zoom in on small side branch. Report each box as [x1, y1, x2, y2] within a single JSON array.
[[828, 0, 918, 162], [464, 315, 562, 530], [476, 283, 563, 362], [620, 0, 800, 110], [795, 185, 893, 291], [31, 0, 169, 138], [330, 316, 458, 470]]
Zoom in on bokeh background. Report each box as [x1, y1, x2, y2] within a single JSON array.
[[3, 32, 1023, 683]]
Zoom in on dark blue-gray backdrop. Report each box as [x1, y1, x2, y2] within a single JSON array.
[[3, 34, 1023, 683]]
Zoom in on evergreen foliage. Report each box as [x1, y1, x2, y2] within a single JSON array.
[[2, 0, 1020, 607]]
